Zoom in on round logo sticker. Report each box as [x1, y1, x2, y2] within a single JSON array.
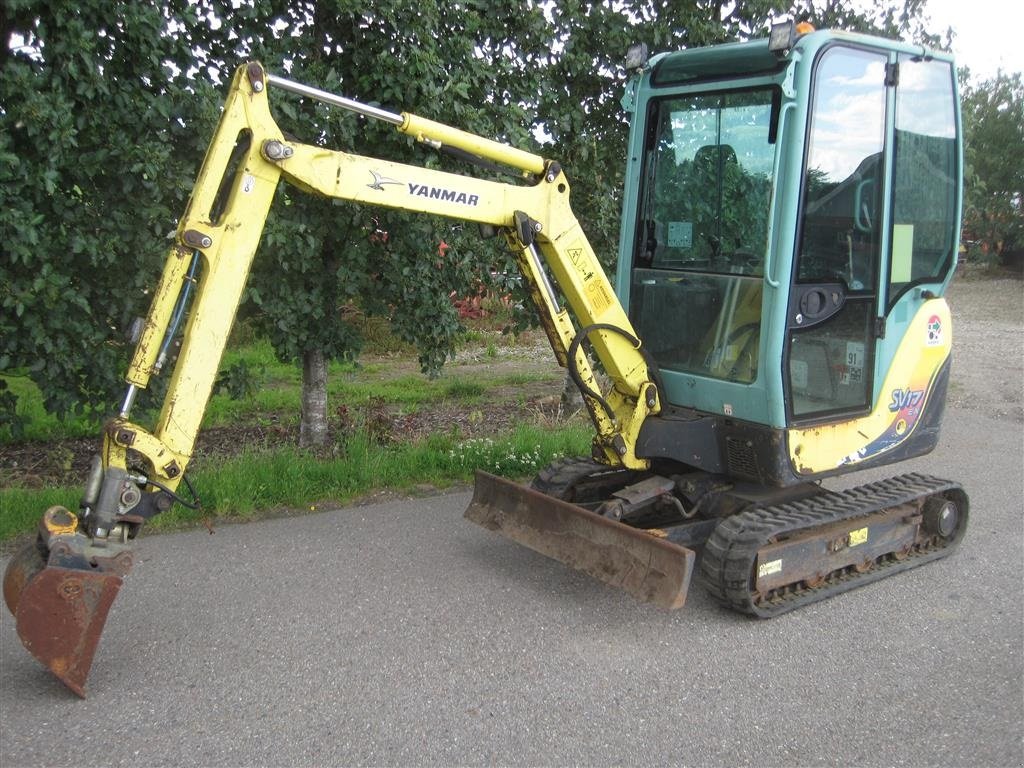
[[926, 315, 942, 346]]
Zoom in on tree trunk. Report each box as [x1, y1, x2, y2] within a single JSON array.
[[560, 372, 584, 415], [299, 349, 329, 448]]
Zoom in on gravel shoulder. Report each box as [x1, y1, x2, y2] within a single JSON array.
[[945, 274, 1024, 422]]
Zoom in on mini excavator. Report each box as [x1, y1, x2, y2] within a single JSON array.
[[4, 23, 968, 696]]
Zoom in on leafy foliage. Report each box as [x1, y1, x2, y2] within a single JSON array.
[[789, 0, 940, 44], [204, 1, 552, 437], [961, 71, 1024, 266], [214, 359, 267, 401], [1, 1, 223, 421], [2, 0, 936, 438]]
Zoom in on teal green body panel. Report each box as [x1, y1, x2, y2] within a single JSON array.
[[615, 30, 963, 431]]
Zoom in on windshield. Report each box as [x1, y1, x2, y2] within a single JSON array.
[[637, 89, 776, 276], [630, 89, 776, 384]]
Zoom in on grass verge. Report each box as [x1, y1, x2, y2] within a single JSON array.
[[0, 422, 591, 540], [0, 334, 561, 442]]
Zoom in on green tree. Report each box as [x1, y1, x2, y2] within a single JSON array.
[[1, 0, 935, 445], [0, 0, 547, 444], [961, 71, 1024, 266], [207, 1, 553, 446], [0, 1, 226, 431]]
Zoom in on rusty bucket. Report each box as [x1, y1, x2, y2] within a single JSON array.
[[465, 471, 695, 609], [4, 528, 130, 697]]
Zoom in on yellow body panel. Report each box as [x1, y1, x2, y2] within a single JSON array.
[[788, 301, 952, 474]]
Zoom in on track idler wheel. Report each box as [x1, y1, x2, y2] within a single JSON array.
[[3, 508, 132, 697], [922, 496, 960, 539]]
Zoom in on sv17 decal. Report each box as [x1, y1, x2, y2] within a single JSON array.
[[889, 388, 924, 413]]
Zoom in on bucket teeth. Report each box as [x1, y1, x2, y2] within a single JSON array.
[[465, 470, 695, 609]]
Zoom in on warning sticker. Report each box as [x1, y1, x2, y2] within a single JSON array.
[[848, 527, 869, 547], [585, 280, 613, 316], [758, 559, 783, 578], [667, 221, 693, 248], [568, 241, 594, 282], [926, 314, 942, 346]]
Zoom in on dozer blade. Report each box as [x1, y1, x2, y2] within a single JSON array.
[[465, 471, 695, 609], [3, 537, 127, 698]]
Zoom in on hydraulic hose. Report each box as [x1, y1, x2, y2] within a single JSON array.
[[566, 323, 664, 423], [154, 250, 201, 373]]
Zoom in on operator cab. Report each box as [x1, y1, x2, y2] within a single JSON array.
[[616, 26, 962, 484]]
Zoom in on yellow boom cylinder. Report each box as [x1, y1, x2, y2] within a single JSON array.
[[399, 113, 547, 176]]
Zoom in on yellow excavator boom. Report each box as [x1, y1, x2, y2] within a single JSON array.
[[3, 62, 691, 696]]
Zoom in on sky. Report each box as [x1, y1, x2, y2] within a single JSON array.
[[919, 0, 1022, 80]]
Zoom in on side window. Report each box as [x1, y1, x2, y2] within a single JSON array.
[[643, 91, 776, 276], [797, 47, 887, 291], [888, 57, 959, 305], [630, 90, 776, 385]]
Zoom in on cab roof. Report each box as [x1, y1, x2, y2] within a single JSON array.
[[648, 30, 952, 88]]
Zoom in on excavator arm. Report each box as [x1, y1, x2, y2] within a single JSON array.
[[5, 63, 692, 696], [125, 62, 658, 494]]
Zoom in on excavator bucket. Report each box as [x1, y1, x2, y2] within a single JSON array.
[[465, 471, 696, 609], [3, 528, 129, 698]]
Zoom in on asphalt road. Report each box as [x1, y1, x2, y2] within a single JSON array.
[[1, 405, 1021, 767]]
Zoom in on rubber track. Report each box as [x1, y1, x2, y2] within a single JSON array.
[[530, 456, 635, 503], [700, 473, 967, 617], [530, 457, 603, 498]]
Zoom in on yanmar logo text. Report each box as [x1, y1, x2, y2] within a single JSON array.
[[408, 183, 479, 207]]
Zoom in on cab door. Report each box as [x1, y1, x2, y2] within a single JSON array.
[[784, 42, 961, 474], [786, 44, 890, 423]]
